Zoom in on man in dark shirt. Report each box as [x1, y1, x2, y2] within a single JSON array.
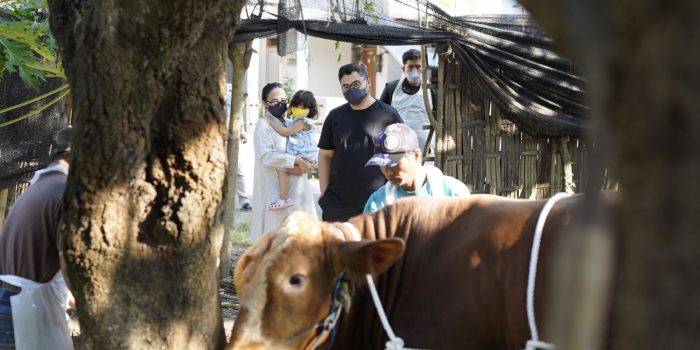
[[0, 126, 73, 348], [379, 49, 436, 152], [317, 63, 403, 222]]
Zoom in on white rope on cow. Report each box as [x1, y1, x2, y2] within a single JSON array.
[[341, 222, 428, 350], [524, 192, 570, 350]]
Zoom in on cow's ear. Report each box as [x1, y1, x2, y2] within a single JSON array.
[[333, 238, 405, 282]]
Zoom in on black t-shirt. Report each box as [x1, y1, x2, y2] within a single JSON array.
[[318, 100, 403, 210]]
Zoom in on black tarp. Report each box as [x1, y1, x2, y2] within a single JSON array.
[[1, 3, 588, 189], [232, 13, 587, 138], [0, 75, 67, 189]]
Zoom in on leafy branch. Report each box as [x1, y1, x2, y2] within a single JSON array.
[[0, 0, 65, 89]]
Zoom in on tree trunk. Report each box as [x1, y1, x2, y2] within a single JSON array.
[[48, 1, 246, 348], [519, 0, 700, 349], [219, 41, 254, 280]]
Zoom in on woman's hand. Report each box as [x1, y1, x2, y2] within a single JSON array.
[[288, 157, 312, 174]]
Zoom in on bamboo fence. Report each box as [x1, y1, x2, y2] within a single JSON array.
[[431, 54, 606, 199]]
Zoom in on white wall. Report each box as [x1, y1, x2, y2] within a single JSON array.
[[443, 0, 525, 15], [245, 38, 423, 121], [245, 39, 261, 126], [374, 48, 389, 99], [374, 46, 403, 99], [306, 36, 352, 99]]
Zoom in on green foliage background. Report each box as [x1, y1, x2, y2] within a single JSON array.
[[0, 0, 64, 89]]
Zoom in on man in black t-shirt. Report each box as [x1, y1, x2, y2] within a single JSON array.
[[317, 63, 404, 222]]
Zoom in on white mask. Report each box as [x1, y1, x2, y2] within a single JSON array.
[[406, 70, 422, 84]]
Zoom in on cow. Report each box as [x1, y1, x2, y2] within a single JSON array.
[[226, 194, 595, 350]]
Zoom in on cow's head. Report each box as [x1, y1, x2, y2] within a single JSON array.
[[227, 211, 404, 350]]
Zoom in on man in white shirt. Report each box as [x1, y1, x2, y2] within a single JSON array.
[[379, 49, 436, 153]]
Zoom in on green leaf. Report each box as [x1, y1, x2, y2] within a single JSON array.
[[0, 37, 42, 88], [0, 0, 64, 89]]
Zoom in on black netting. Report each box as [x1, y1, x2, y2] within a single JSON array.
[[0, 74, 67, 189], [1, 0, 587, 187], [277, 0, 304, 56], [233, 0, 588, 137]]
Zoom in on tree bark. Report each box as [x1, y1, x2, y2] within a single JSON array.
[[48, 0, 246, 348], [219, 41, 254, 280], [519, 0, 700, 349]]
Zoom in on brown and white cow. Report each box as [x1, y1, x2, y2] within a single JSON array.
[[227, 195, 591, 350]]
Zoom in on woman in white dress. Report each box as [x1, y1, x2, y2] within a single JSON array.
[[250, 83, 317, 241]]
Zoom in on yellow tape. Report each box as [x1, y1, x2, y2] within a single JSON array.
[[0, 84, 69, 114], [0, 89, 70, 128]]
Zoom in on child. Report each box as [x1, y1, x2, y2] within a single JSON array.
[[265, 90, 319, 210]]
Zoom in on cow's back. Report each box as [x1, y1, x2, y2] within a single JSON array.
[[335, 195, 581, 350]]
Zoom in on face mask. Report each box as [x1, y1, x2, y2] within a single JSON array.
[[268, 102, 288, 119], [343, 86, 368, 105], [290, 106, 310, 119], [406, 70, 422, 84]]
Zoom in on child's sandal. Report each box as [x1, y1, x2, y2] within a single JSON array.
[[269, 198, 293, 210]]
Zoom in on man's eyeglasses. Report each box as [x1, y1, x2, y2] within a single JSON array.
[[340, 79, 366, 92], [266, 99, 287, 105]]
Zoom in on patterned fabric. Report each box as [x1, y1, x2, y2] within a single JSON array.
[[0, 288, 16, 349], [285, 118, 318, 162]]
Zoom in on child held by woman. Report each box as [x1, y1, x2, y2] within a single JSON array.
[[265, 89, 319, 210]]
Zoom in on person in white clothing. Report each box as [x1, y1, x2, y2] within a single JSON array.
[[250, 83, 317, 241], [379, 49, 436, 153], [263, 89, 319, 211], [0, 126, 75, 350]]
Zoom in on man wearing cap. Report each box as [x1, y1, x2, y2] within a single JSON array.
[[363, 123, 470, 213], [0, 126, 74, 349]]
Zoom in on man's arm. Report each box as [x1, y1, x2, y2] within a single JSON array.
[[318, 149, 335, 194], [379, 80, 397, 105]]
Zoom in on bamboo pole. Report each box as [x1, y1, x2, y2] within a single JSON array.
[[561, 136, 575, 194], [430, 44, 447, 169], [421, 44, 439, 158], [0, 188, 9, 229], [220, 40, 254, 280], [550, 138, 558, 196]]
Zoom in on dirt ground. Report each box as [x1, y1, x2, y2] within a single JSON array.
[[221, 245, 248, 340]]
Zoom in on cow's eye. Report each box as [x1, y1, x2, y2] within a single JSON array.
[[289, 274, 306, 287]]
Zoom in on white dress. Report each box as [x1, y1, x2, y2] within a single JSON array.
[[250, 117, 318, 241]]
